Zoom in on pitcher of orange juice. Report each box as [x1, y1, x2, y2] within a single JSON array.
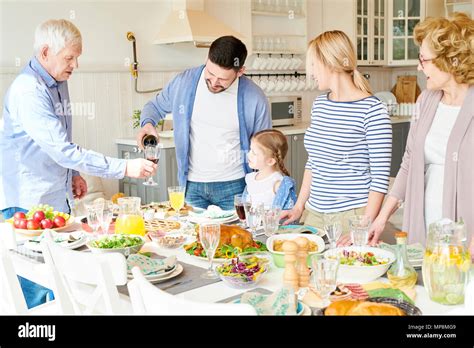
[[115, 197, 146, 236], [422, 219, 471, 305]]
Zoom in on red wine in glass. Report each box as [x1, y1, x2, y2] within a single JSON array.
[[147, 158, 159, 165], [235, 204, 246, 220]]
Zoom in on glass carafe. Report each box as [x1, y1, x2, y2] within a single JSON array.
[[422, 219, 471, 305], [115, 197, 146, 236], [387, 231, 418, 290]]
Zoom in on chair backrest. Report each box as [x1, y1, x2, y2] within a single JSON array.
[[0, 223, 27, 314], [127, 267, 257, 315], [41, 231, 129, 314], [0, 222, 17, 249], [0, 244, 29, 314]]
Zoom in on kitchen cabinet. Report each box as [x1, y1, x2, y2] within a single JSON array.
[[118, 144, 178, 204], [356, 0, 388, 65], [444, 0, 474, 17], [321, 0, 444, 66], [387, 0, 425, 65], [390, 121, 410, 177]]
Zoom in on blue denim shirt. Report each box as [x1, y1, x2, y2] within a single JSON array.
[[0, 57, 126, 212], [242, 175, 297, 210], [140, 65, 271, 187]]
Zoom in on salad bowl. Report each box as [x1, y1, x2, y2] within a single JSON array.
[[86, 234, 145, 256], [324, 246, 395, 284]]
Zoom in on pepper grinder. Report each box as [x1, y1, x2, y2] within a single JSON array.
[[282, 240, 299, 291], [294, 237, 311, 289]]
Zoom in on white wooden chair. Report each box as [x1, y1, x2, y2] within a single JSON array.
[[41, 231, 132, 314], [0, 223, 58, 314], [127, 267, 257, 315]]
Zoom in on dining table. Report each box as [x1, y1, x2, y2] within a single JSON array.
[[8, 216, 471, 316]]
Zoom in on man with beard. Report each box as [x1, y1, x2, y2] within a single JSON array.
[[137, 36, 271, 210]]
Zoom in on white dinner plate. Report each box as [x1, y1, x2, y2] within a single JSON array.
[[127, 263, 183, 283], [187, 213, 239, 225], [24, 232, 87, 253]]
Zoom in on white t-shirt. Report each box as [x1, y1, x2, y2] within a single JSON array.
[[424, 102, 461, 230], [245, 171, 284, 208], [188, 70, 245, 182]]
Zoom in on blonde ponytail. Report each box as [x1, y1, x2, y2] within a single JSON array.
[[307, 30, 373, 94], [352, 69, 372, 94]]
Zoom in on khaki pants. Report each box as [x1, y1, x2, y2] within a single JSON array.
[[301, 204, 366, 235]]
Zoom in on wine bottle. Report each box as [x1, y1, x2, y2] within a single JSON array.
[[142, 134, 158, 147]]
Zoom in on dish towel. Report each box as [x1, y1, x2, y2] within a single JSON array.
[[127, 254, 177, 275], [240, 287, 297, 315]]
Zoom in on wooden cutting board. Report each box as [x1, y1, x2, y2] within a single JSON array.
[[391, 76, 421, 103]]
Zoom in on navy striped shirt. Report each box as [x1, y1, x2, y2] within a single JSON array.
[[304, 93, 392, 213]]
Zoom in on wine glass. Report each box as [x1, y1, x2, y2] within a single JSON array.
[[100, 200, 114, 235], [323, 214, 342, 249], [168, 186, 186, 218], [263, 206, 281, 237], [200, 223, 221, 279], [311, 254, 339, 308], [85, 203, 103, 240], [247, 202, 264, 237], [234, 194, 247, 227], [143, 143, 163, 187], [349, 215, 371, 249]]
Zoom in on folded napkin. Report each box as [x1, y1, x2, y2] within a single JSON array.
[[240, 287, 297, 315], [127, 254, 177, 275], [379, 242, 425, 262], [276, 225, 318, 235], [189, 205, 235, 219], [31, 230, 83, 245]]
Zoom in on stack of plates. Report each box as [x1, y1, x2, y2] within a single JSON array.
[[187, 207, 238, 224], [127, 263, 183, 283]]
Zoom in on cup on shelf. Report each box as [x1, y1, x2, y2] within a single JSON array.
[[275, 77, 284, 92], [283, 77, 292, 91], [259, 76, 268, 91], [290, 76, 299, 92], [266, 77, 276, 93], [252, 56, 264, 70], [296, 77, 306, 91]]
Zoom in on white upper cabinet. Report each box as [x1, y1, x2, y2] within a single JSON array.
[[319, 0, 445, 66], [387, 0, 425, 66], [356, 0, 387, 65]]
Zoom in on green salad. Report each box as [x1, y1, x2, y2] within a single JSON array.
[[90, 235, 143, 249]]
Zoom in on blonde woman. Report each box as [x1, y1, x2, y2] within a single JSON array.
[[282, 30, 392, 239], [368, 13, 474, 260]]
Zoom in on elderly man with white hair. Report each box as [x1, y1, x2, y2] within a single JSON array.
[[0, 19, 157, 308]]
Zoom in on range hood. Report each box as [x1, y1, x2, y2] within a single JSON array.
[[154, 0, 244, 48]]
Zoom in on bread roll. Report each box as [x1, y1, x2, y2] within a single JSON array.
[[324, 300, 405, 316]]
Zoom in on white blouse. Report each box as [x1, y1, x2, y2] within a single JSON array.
[[245, 171, 283, 208], [424, 102, 461, 230]]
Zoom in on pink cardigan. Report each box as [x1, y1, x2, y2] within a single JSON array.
[[390, 86, 474, 245]]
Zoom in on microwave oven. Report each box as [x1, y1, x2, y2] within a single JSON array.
[[268, 96, 302, 127]]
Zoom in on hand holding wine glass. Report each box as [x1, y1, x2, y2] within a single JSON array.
[[143, 143, 163, 187]]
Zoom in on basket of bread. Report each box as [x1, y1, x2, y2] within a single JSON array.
[[314, 297, 422, 316]]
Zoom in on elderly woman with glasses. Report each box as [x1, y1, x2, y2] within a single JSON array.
[[367, 13, 474, 258]]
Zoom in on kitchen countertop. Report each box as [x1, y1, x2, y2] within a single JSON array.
[[116, 118, 410, 147], [116, 123, 311, 147]]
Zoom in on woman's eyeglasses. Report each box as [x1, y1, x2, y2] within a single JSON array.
[[418, 54, 435, 68]]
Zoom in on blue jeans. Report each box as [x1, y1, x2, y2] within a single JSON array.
[[1, 207, 55, 309], [186, 178, 246, 211]]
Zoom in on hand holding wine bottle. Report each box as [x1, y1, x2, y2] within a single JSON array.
[[136, 123, 159, 150]]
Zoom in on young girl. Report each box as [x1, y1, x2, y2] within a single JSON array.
[[242, 129, 297, 210]]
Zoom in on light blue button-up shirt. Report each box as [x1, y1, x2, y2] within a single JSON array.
[[0, 57, 126, 213]]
